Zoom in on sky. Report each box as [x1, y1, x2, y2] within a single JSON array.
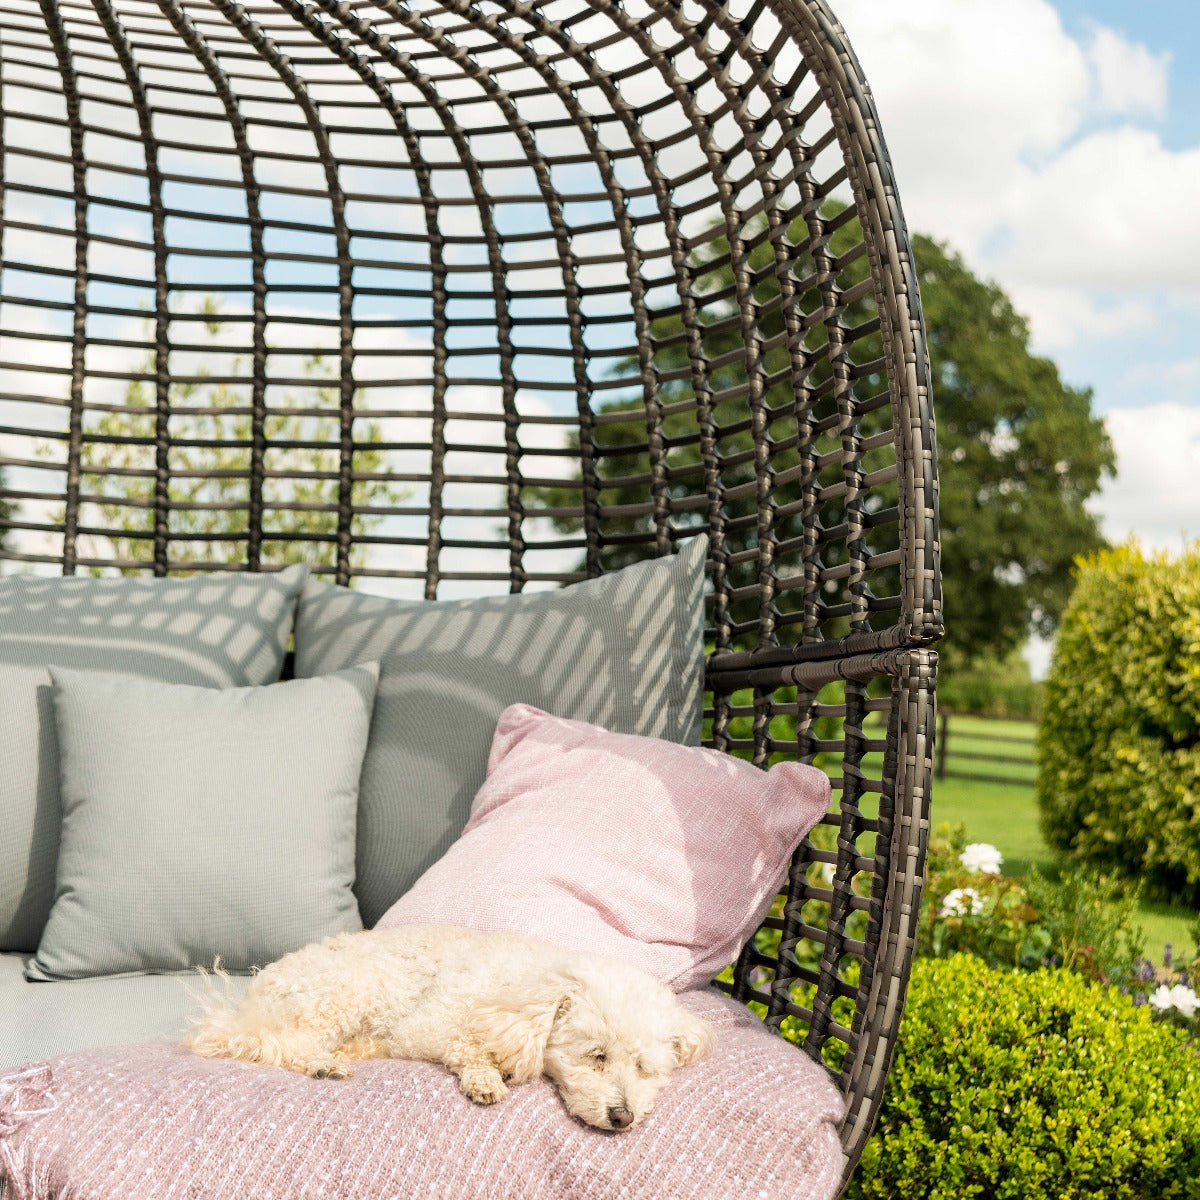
[[834, 0, 1200, 560], [1, 0, 1194, 637]]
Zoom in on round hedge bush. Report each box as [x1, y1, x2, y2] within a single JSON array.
[[847, 955, 1200, 1200], [1036, 543, 1200, 900]]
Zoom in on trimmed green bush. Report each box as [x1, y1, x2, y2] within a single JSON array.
[[940, 648, 1044, 718], [939, 672, 1043, 718], [848, 955, 1200, 1200], [1037, 543, 1200, 901]]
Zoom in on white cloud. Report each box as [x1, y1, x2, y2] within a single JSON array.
[[1116, 356, 1200, 395], [1087, 26, 1170, 120], [1092, 403, 1200, 550], [1001, 282, 1156, 352], [999, 128, 1200, 291], [835, 0, 1090, 255], [834, 0, 1196, 317]]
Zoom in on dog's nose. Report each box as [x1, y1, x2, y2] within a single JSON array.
[[608, 1106, 634, 1130]]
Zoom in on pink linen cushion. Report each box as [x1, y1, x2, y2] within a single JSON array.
[[379, 704, 832, 992], [0, 991, 845, 1200]]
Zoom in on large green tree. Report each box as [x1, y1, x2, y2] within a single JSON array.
[[920, 236, 1113, 667], [531, 215, 1113, 666]]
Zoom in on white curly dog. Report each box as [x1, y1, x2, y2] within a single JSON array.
[[188, 925, 716, 1131]]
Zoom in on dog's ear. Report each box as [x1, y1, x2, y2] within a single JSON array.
[[673, 1009, 716, 1067], [470, 988, 572, 1085]]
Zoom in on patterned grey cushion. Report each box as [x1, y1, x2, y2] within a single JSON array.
[[294, 536, 708, 927], [0, 952, 250, 1071], [27, 662, 379, 981], [0, 566, 306, 952]]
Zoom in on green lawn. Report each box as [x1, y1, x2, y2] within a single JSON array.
[[933, 713, 1196, 963]]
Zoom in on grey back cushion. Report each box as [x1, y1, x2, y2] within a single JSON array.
[[28, 662, 378, 981], [0, 565, 306, 952], [294, 536, 708, 927]]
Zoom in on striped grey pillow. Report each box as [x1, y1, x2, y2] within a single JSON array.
[[294, 536, 708, 927], [0, 565, 306, 952], [27, 662, 379, 981]]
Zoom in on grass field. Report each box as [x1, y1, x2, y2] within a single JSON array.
[[934, 713, 1196, 963]]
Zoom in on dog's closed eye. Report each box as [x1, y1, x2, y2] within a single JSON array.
[[588, 1049, 607, 1068]]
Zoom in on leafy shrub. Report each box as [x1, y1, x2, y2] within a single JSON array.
[[1037, 543, 1200, 902], [1024, 865, 1144, 981], [847, 955, 1200, 1200]]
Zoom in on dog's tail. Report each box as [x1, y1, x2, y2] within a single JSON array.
[[184, 961, 289, 1067]]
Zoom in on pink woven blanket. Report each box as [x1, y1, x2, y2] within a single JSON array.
[[0, 991, 844, 1200]]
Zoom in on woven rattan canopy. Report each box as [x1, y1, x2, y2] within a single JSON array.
[[0, 0, 941, 1185]]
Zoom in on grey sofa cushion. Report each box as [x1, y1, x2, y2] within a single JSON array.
[[0, 566, 306, 952], [27, 662, 379, 981], [294, 536, 708, 927], [0, 952, 250, 1070]]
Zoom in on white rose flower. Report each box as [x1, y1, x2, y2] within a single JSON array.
[[1168, 984, 1199, 1019], [960, 843, 1003, 874], [1148, 984, 1176, 1012], [939, 887, 984, 918]]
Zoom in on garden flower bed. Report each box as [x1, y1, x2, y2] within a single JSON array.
[[777, 827, 1200, 1198]]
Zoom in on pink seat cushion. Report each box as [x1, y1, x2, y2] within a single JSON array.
[[0, 992, 845, 1200], [379, 704, 831, 992]]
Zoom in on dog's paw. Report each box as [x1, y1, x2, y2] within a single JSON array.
[[309, 1059, 352, 1080], [459, 1066, 508, 1105]]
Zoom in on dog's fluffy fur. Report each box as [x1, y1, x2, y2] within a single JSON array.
[[187, 925, 715, 1131]]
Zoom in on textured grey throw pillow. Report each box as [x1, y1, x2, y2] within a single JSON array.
[[0, 566, 306, 952], [27, 662, 379, 981], [294, 535, 708, 927]]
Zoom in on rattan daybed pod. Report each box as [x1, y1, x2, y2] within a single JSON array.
[[0, 0, 941, 1187]]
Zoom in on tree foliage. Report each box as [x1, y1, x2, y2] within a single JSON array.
[[71, 305, 403, 573], [920, 236, 1113, 667], [1037, 543, 1200, 903], [530, 212, 1113, 665]]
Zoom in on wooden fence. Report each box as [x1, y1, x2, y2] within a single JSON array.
[[935, 710, 1038, 787]]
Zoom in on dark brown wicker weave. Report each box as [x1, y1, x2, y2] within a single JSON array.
[[0, 0, 941, 1186]]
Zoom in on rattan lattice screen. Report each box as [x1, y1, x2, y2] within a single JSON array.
[[0, 0, 941, 1184]]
